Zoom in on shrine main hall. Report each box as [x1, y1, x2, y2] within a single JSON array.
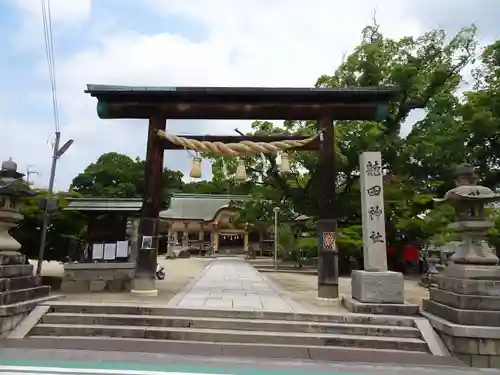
[[158, 193, 252, 253]]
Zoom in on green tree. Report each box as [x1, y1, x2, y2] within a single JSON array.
[[461, 40, 500, 188], [12, 190, 86, 261], [204, 24, 478, 268], [71, 152, 184, 209]]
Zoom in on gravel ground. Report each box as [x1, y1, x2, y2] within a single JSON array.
[[29, 257, 428, 310], [30, 257, 212, 304], [265, 271, 429, 313]]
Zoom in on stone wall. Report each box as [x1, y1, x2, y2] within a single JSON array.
[[0, 253, 51, 337], [62, 262, 135, 293], [439, 331, 500, 368], [422, 263, 500, 369], [423, 306, 500, 369], [0, 308, 29, 337]]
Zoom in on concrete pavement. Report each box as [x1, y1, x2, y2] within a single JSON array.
[[167, 257, 307, 312], [0, 347, 494, 375]]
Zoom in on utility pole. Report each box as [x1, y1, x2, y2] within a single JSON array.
[[36, 132, 74, 276]]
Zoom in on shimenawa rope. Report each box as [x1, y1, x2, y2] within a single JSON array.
[[156, 130, 319, 156]]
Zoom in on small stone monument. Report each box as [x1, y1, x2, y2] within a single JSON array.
[[422, 164, 500, 368], [0, 158, 50, 336], [342, 152, 418, 315]]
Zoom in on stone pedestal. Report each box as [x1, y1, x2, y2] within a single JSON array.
[[343, 270, 419, 315], [0, 253, 50, 336], [131, 277, 158, 297], [422, 263, 500, 368], [62, 262, 135, 293], [351, 270, 404, 303], [130, 245, 158, 297]]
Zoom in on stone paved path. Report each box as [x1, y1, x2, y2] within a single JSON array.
[[167, 257, 307, 312]]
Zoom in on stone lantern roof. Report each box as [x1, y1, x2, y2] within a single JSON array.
[[0, 157, 24, 180], [435, 164, 499, 204], [1, 157, 17, 171], [0, 157, 33, 196]]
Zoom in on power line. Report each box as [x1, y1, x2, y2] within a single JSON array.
[[40, 0, 60, 133]]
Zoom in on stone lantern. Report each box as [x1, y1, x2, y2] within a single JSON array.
[[0, 157, 34, 263], [423, 164, 500, 366], [434, 163, 499, 265]]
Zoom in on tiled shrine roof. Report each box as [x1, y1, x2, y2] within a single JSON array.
[[159, 193, 250, 222], [64, 197, 142, 212], [63, 194, 308, 221]]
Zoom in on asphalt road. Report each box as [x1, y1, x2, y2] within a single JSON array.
[[0, 347, 499, 375]]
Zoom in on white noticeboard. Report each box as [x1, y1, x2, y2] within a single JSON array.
[[103, 243, 116, 260], [92, 243, 104, 260], [116, 240, 129, 258], [141, 236, 153, 249]]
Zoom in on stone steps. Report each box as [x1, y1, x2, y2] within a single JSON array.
[[0, 285, 50, 305], [1, 295, 55, 315], [22, 302, 430, 354], [0, 253, 26, 265], [0, 295, 58, 336], [218, 248, 246, 255], [24, 334, 427, 354], [40, 312, 422, 338], [0, 255, 53, 336], [0, 275, 41, 292], [29, 323, 427, 351], [44, 301, 417, 325], [0, 264, 33, 278]]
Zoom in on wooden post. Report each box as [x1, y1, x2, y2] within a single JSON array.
[[182, 221, 190, 247], [214, 233, 219, 252], [198, 222, 204, 241], [133, 116, 166, 296], [316, 115, 339, 299], [244, 232, 249, 252]]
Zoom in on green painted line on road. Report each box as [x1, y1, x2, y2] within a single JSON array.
[[0, 358, 361, 375]]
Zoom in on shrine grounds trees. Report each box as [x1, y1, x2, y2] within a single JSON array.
[[207, 23, 500, 270], [13, 22, 500, 268], [15, 153, 184, 262], [12, 190, 86, 262], [71, 152, 183, 203]]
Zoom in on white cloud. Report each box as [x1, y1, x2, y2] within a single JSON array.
[[9, 0, 92, 53], [2, 0, 438, 190], [12, 0, 92, 24]]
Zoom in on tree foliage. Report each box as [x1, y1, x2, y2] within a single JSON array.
[[71, 152, 184, 207], [12, 22, 500, 266], [12, 190, 86, 261]]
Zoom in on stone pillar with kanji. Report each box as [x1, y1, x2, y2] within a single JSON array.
[[343, 152, 418, 315]]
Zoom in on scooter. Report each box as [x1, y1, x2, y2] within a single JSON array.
[[156, 262, 166, 280]]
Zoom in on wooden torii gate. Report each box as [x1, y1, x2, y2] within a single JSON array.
[[85, 85, 398, 298]]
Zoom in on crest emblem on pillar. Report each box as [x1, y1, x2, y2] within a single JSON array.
[[322, 231, 336, 251]]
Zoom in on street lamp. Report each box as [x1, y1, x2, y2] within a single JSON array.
[[273, 207, 280, 270]]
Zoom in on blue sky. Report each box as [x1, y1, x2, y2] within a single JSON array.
[[0, 0, 497, 191]]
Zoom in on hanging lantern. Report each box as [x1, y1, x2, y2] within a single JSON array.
[[279, 152, 291, 174], [235, 159, 247, 182], [190, 156, 202, 178]]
